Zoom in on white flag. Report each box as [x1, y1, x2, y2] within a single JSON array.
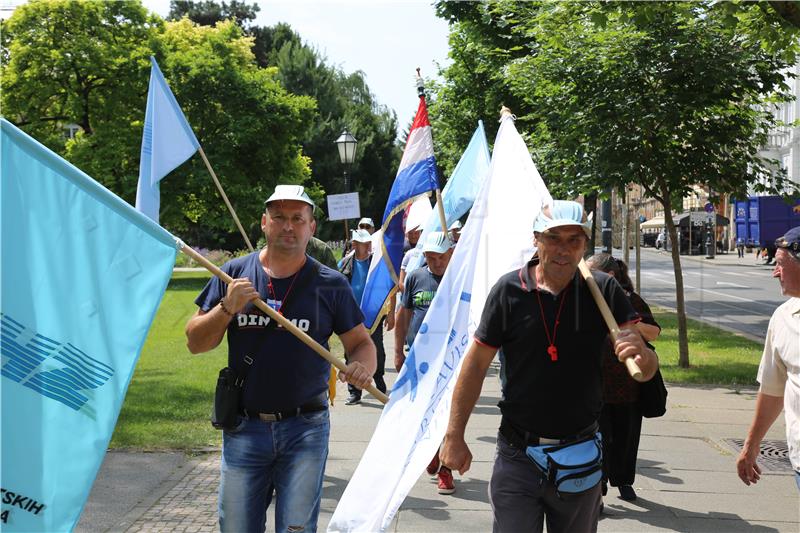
[[328, 116, 552, 532]]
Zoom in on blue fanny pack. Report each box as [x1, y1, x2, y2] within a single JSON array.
[[525, 432, 603, 497]]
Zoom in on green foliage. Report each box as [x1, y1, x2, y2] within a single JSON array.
[[150, 19, 316, 246], [1, 0, 157, 158], [1, 1, 317, 249], [168, 8, 402, 241]]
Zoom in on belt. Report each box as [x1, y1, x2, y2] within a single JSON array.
[[499, 418, 598, 448], [243, 393, 328, 422]]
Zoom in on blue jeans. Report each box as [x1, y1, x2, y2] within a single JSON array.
[[219, 410, 330, 532]]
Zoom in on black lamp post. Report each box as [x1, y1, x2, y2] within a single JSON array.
[[334, 130, 358, 192], [334, 130, 358, 241]]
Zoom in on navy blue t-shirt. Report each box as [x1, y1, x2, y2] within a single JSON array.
[[195, 252, 364, 412]]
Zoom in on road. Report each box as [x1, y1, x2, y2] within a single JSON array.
[[613, 247, 780, 342]]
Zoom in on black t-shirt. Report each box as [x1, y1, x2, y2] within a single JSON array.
[[474, 259, 639, 438], [194, 252, 364, 412]]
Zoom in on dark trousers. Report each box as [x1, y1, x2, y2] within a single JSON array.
[[598, 402, 642, 487], [489, 432, 601, 533], [347, 317, 386, 397]]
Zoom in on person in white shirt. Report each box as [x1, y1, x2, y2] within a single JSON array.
[[737, 226, 800, 492]]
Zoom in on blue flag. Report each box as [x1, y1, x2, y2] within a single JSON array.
[[359, 96, 439, 329], [135, 56, 200, 222], [405, 120, 491, 275], [1, 119, 177, 532]]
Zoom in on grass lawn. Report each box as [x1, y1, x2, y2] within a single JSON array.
[[111, 273, 763, 449], [651, 308, 762, 387]]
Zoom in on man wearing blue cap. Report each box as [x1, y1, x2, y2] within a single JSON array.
[[340, 228, 388, 404], [186, 185, 377, 532], [441, 201, 659, 532], [737, 226, 800, 492]]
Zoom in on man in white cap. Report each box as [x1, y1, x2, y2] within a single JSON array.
[[186, 184, 377, 532], [340, 229, 388, 404], [358, 217, 376, 234], [395, 231, 457, 494], [448, 219, 463, 243], [440, 200, 659, 533]]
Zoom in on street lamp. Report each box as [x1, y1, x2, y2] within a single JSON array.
[[334, 129, 358, 192]]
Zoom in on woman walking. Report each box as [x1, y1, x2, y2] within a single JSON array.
[[587, 253, 661, 502]]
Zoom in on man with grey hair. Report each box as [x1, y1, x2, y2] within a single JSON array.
[[441, 200, 659, 532], [737, 226, 800, 492]]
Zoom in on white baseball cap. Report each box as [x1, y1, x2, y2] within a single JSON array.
[[533, 201, 592, 237], [422, 231, 453, 254], [351, 229, 372, 243], [358, 217, 375, 228], [265, 185, 315, 208]]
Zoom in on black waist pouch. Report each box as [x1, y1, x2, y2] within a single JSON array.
[[211, 367, 243, 430]]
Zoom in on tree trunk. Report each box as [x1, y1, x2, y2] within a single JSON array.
[[661, 183, 691, 368]]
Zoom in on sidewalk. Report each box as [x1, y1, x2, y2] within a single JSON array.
[[79, 360, 799, 533]]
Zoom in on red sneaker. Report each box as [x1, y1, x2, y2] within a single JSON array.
[[437, 467, 455, 495], [426, 454, 440, 476]]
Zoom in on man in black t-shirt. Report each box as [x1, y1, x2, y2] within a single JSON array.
[[440, 201, 659, 533], [186, 185, 376, 533]]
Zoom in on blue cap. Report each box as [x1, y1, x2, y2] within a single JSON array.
[[775, 226, 800, 256], [533, 200, 592, 237]]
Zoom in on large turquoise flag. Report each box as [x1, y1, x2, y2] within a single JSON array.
[[1, 119, 177, 531]]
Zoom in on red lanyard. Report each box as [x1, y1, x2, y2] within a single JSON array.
[[265, 258, 304, 316], [535, 288, 568, 361]]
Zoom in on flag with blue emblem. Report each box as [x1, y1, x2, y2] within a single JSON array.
[[1, 119, 177, 532], [404, 120, 491, 275], [359, 95, 439, 330], [329, 115, 552, 532], [135, 56, 200, 223]]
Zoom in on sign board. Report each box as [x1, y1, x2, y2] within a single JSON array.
[[326, 192, 360, 221], [690, 212, 706, 226], [704, 202, 714, 213]]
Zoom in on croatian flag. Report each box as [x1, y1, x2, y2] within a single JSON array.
[[359, 97, 439, 329]]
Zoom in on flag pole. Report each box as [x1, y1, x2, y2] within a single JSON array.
[[197, 147, 255, 252], [416, 68, 449, 238], [177, 238, 389, 403], [577, 259, 644, 382]]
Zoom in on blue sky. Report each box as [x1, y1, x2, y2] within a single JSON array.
[[141, 0, 452, 126]]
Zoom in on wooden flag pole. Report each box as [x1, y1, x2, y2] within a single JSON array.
[[197, 147, 255, 252], [435, 189, 448, 238], [577, 259, 644, 382], [177, 239, 389, 404]]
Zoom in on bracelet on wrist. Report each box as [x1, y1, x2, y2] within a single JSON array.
[[219, 298, 235, 317]]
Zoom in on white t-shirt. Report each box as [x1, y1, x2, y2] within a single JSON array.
[[758, 297, 800, 472]]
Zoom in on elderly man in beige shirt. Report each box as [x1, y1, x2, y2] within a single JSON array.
[[737, 227, 800, 492]]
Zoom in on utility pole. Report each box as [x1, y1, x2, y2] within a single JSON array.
[[602, 187, 612, 254]]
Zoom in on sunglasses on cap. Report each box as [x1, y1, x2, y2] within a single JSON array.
[[775, 235, 800, 255]]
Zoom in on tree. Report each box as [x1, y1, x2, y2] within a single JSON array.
[[2, 1, 315, 248], [433, 1, 799, 368], [168, 2, 401, 240], [1, 0, 156, 151]]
